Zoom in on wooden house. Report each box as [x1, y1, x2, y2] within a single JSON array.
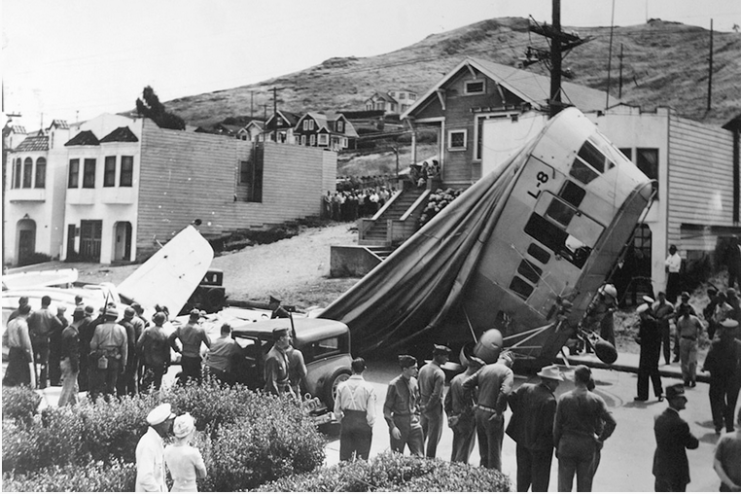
[[265, 110, 301, 144], [294, 112, 358, 150]]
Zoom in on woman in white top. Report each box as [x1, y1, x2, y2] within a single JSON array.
[[164, 413, 207, 492]]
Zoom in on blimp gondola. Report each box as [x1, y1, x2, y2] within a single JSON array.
[[320, 108, 654, 368]]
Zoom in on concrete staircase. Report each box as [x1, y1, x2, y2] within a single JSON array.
[[359, 185, 427, 246]]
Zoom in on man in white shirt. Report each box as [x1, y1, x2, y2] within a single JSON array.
[[334, 357, 377, 461], [664, 244, 683, 304], [136, 403, 176, 492]]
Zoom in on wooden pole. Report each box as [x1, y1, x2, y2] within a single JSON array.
[[550, 0, 562, 117], [707, 19, 713, 112]]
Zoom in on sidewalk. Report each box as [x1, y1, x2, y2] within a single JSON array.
[[559, 350, 710, 383]]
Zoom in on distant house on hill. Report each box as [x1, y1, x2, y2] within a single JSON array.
[[364, 90, 418, 115], [238, 120, 265, 142], [401, 57, 613, 187], [294, 112, 358, 150], [265, 110, 301, 144], [4, 113, 336, 266]]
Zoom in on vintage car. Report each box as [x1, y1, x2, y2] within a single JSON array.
[[230, 317, 353, 412]]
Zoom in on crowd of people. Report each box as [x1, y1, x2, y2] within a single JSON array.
[[322, 187, 394, 222]]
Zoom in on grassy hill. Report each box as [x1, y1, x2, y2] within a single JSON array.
[[166, 17, 740, 128]]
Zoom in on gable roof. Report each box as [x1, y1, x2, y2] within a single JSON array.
[[267, 110, 301, 128], [48, 119, 69, 130], [366, 92, 398, 104], [244, 120, 264, 131], [402, 57, 615, 120], [14, 134, 49, 152], [100, 126, 139, 143], [8, 125, 27, 134], [64, 130, 100, 146]]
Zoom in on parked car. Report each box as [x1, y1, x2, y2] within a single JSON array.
[[231, 317, 352, 412]]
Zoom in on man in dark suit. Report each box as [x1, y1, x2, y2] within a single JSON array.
[[652, 384, 699, 491]]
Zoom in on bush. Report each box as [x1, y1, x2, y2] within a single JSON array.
[[419, 188, 463, 228], [255, 451, 511, 492], [2, 459, 136, 492], [1, 386, 41, 426]]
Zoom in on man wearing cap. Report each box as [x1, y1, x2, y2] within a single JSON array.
[[58, 306, 84, 407], [636, 296, 664, 402], [117, 307, 139, 396], [418, 344, 450, 458], [169, 308, 211, 386], [702, 319, 741, 434], [334, 357, 377, 461], [383, 355, 424, 456], [77, 304, 96, 392], [463, 350, 515, 471], [89, 306, 128, 400], [652, 292, 675, 366], [445, 344, 484, 464], [507, 364, 563, 492], [714, 408, 741, 491], [27, 295, 61, 389], [264, 327, 293, 396], [676, 303, 704, 387], [136, 403, 176, 492], [137, 312, 171, 392], [672, 292, 698, 363], [653, 383, 699, 492], [554, 365, 616, 492]]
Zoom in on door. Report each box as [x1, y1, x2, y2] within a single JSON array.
[[66, 224, 77, 261], [17, 223, 36, 266], [79, 220, 102, 262], [113, 222, 132, 262]]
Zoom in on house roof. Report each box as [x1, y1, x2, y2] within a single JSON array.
[[366, 92, 397, 103], [244, 120, 264, 131], [722, 113, 741, 132], [64, 130, 100, 146], [402, 57, 615, 120], [48, 119, 69, 130], [299, 112, 359, 138], [8, 125, 27, 134], [14, 134, 49, 152], [100, 126, 139, 143], [267, 110, 301, 128]]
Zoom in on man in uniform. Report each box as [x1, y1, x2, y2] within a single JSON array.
[[635, 296, 664, 402], [27, 294, 60, 389], [169, 308, 210, 385], [652, 292, 675, 366], [77, 305, 96, 392], [652, 384, 698, 492], [445, 344, 484, 464], [383, 355, 424, 456], [507, 364, 563, 492], [334, 357, 376, 461], [58, 306, 84, 407], [554, 365, 616, 492], [676, 303, 704, 387], [117, 307, 139, 396], [264, 327, 293, 396], [205, 323, 242, 384], [672, 291, 697, 363], [89, 306, 128, 401], [702, 319, 741, 434], [136, 403, 176, 492], [48, 305, 68, 386], [463, 350, 515, 471], [418, 344, 450, 458]]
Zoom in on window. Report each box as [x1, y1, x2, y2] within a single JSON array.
[[104, 156, 116, 187], [375, 102, 384, 111], [636, 148, 659, 192], [83, 158, 96, 188], [120, 156, 134, 187], [35, 158, 46, 188], [448, 130, 467, 151], [545, 198, 576, 228], [300, 135, 306, 146], [342, 137, 348, 148], [527, 243, 551, 264], [510, 276, 535, 300], [303, 120, 310, 130], [524, 213, 592, 269], [23, 158, 33, 188], [68, 159, 80, 188], [409, 92, 417, 99], [619, 148, 633, 161], [517, 259, 543, 284], [570, 139, 614, 185], [336, 120, 344, 132], [310, 134, 316, 146], [239, 154, 263, 202], [559, 181, 586, 209], [318, 134, 328, 146], [13, 158, 21, 188], [309, 120, 314, 130], [399, 92, 406, 99], [465, 80, 485, 95]]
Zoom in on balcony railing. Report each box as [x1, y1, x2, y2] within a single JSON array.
[[6, 188, 46, 202]]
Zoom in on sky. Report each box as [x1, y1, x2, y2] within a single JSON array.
[[2, 0, 739, 130]]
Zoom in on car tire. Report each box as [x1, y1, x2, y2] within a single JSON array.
[[323, 368, 351, 410]]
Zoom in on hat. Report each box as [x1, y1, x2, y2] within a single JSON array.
[[123, 307, 136, 318], [105, 307, 119, 319], [432, 344, 451, 356], [73, 305, 85, 316], [152, 312, 167, 325], [84, 305, 95, 315], [398, 355, 417, 368], [665, 384, 687, 401], [189, 308, 201, 320], [173, 413, 196, 439], [460, 342, 485, 368], [642, 295, 655, 304], [636, 303, 650, 314], [720, 319, 739, 328], [131, 302, 143, 314], [601, 284, 618, 298], [57, 304, 67, 314], [680, 291, 690, 300], [272, 327, 289, 339], [146, 403, 175, 426], [537, 364, 564, 382]]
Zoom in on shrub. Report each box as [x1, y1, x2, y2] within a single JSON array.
[[255, 451, 511, 492], [2, 459, 136, 492], [419, 188, 463, 227], [1, 386, 41, 426]]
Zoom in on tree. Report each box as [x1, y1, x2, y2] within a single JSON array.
[[135, 86, 186, 130]]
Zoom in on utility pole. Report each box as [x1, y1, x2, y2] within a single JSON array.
[[618, 44, 624, 99], [605, 0, 616, 109], [272, 87, 279, 142], [707, 19, 713, 112], [550, 0, 562, 117], [250, 91, 254, 119]]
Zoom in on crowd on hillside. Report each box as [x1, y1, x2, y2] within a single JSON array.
[[322, 187, 395, 222]]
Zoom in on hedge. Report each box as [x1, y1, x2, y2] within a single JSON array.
[[2, 380, 326, 492], [1, 386, 41, 426], [254, 451, 511, 492]]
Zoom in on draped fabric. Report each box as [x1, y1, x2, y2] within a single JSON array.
[[320, 140, 537, 353]]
